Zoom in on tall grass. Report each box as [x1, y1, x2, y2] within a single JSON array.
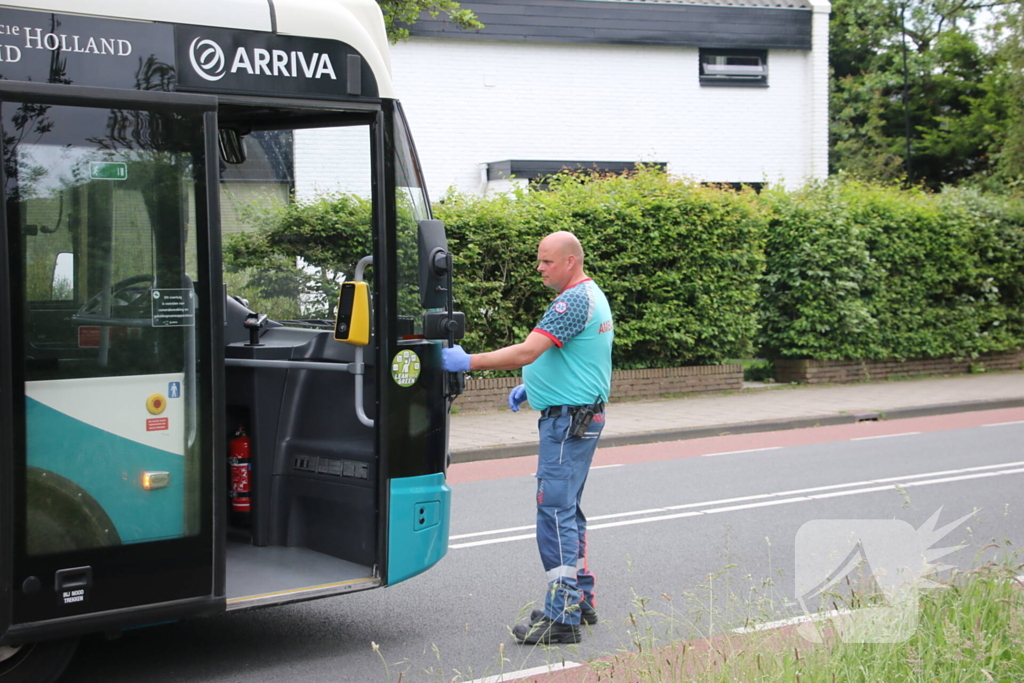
[[615, 551, 1024, 683]]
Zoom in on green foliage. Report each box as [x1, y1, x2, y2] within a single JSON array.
[[223, 174, 1024, 370], [758, 179, 1024, 360], [223, 192, 373, 320], [828, 0, 1018, 189], [376, 0, 482, 42], [436, 169, 767, 369], [981, 3, 1024, 191]]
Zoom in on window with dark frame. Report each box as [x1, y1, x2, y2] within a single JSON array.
[[700, 181, 766, 194], [487, 160, 667, 191], [699, 48, 768, 87]]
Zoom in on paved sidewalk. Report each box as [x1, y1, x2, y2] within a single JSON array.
[[449, 371, 1024, 462]]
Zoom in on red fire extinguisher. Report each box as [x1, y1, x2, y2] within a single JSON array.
[[229, 425, 251, 522]]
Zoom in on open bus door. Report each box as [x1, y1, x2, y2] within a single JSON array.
[[216, 99, 454, 608], [0, 81, 222, 678]]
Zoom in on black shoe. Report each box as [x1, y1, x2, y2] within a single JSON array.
[[512, 615, 581, 645], [530, 601, 598, 626], [583, 600, 598, 624]]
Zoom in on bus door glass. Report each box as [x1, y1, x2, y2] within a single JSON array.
[[378, 102, 452, 586], [2, 91, 215, 621], [385, 103, 449, 478]]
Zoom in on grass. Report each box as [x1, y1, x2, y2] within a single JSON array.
[[724, 358, 774, 383], [594, 550, 1024, 683]]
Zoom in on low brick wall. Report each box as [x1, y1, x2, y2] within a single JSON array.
[[453, 364, 744, 414], [774, 349, 1024, 384]]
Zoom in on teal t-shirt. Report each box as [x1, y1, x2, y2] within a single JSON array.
[[523, 279, 614, 411]]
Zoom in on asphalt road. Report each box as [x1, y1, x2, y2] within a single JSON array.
[[62, 410, 1024, 683]]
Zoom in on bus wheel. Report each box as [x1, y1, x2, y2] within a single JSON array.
[[0, 638, 78, 683]]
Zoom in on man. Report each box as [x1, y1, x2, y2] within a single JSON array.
[[442, 231, 614, 645]]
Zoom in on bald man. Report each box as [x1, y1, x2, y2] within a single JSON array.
[[443, 231, 614, 645]]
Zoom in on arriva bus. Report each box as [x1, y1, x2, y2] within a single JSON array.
[[0, 2, 465, 681]]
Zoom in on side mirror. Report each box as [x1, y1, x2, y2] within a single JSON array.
[[218, 128, 248, 165], [417, 219, 449, 310], [334, 281, 370, 346]]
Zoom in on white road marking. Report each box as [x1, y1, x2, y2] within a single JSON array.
[[983, 421, 1024, 428], [850, 432, 922, 441], [452, 532, 537, 549], [702, 446, 782, 457], [466, 661, 581, 683], [449, 460, 1024, 549], [591, 463, 625, 469], [731, 609, 849, 634], [451, 525, 535, 541]]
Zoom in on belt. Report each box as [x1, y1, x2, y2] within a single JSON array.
[[541, 403, 604, 418]]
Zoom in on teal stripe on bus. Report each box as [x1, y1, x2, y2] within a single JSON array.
[[387, 472, 451, 585], [26, 397, 186, 544]]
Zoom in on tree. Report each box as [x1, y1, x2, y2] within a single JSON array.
[[829, 0, 1016, 189], [983, 3, 1024, 189], [376, 0, 482, 42]]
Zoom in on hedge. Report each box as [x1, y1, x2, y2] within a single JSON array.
[[223, 171, 1024, 369], [757, 181, 1024, 360], [435, 169, 767, 369]]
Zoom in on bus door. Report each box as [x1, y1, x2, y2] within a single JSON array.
[[0, 82, 220, 635], [378, 101, 455, 586], [216, 100, 454, 606], [218, 106, 389, 607]]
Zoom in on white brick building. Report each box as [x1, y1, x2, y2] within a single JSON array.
[[381, 0, 831, 200]]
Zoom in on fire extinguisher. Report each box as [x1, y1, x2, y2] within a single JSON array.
[[229, 425, 251, 523]]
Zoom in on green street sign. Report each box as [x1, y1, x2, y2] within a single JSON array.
[[90, 162, 127, 180]]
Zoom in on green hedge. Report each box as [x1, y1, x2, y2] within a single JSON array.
[[757, 181, 1024, 360], [436, 169, 766, 369], [223, 171, 1024, 369]]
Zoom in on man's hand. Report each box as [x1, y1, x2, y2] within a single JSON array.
[[442, 345, 472, 372], [508, 385, 528, 412]]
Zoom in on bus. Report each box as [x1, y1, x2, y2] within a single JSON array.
[[0, 2, 464, 681]]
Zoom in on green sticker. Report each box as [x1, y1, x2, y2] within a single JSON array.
[[391, 349, 421, 387]]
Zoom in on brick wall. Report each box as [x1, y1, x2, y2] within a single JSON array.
[[775, 350, 1024, 384], [453, 364, 744, 414]]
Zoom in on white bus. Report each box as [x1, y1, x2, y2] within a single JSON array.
[[0, 2, 463, 681]]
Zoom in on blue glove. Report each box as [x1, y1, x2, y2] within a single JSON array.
[[508, 385, 528, 412], [442, 345, 472, 372]]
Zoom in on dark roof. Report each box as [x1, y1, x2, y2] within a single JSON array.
[[408, 0, 813, 50], [592, 0, 812, 9]]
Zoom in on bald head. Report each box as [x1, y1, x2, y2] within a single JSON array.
[[536, 231, 587, 291], [539, 231, 584, 263]]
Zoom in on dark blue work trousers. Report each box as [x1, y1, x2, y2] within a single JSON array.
[[535, 408, 605, 625]]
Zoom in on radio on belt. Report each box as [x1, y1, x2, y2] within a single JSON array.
[[570, 402, 596, 438]]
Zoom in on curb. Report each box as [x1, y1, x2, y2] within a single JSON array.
[[449, 397, 1024, 464]]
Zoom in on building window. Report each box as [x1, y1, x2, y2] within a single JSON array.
[[701, 181, 766, 194], [486, 160, 666, 192], [699, 49, 768, 87]]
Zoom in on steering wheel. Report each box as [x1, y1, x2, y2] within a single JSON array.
[[76, 274, 154, 318]]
